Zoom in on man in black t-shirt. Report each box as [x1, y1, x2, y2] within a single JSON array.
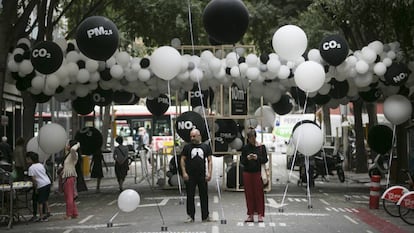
[[180, 128, 213, 223]]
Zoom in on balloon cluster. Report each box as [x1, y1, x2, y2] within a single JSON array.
[[6, 20, 414, 118]]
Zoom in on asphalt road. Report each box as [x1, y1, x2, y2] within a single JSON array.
[[2, 152, 412, 233]]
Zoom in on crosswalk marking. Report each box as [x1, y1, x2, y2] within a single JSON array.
[[326, 207, 359, 213], [236, 222, 287, 227]]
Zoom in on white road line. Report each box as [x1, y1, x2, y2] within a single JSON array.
[[344, 215, 359, 224], [344, 208, 353, 213], [78, 215, 94, 224], [258, 222, 266, 228], [63, 229, 72, 233], [107, 199, 117, 206], [352, 208, 359, 213], [279, 223, 287, 227], [212, 225, 219, 233], [268, 212, 329, 217], [319, 199, 330, 205], [331, 207, 339, 212], [338, 208, 346, 212], [212, 211, 219, 221], [214, 195, 219, 203]]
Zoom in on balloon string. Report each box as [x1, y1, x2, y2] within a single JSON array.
[[305, 155, 312, 207], [386, 124, 396, 188], [187, 0, 195, 55]]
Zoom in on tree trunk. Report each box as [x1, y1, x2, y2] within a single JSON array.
[[101, 105, 111, 150], [366, 102, 378, 160], [352, 99, 368, 173], [0, 1, 17, 110], [322, 105, 332, 144], [22, 92, 36, 140]]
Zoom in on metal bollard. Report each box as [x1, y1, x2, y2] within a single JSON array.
[[369, 175, 381, 209]]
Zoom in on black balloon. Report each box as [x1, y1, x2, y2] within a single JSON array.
[[75, 127, 103, 155], [99, 68, 112, 81], [214, 137, 228, 154], [76, 16, 119, 61], [32, 93, 52, 103], [329, 79, 349, 99], [359, 88, 382, 102], [215, 119, 238, 142], [146, 94, 170, 117], [271, 94, 293, 115], [203, 0, 249, 44], [319, 34, 349, 66], [311, 93, 331, 106], [187, 84, 214, 108], [140, 58, 150, 68], [72, 94, 95, 115], [175, 111, 208, 142], [384, 62, 410, 86], [113, 91, 139, 105], [92, 86, 113, 106], [367, 125, 393, 154], [30, 41, 63, 75]]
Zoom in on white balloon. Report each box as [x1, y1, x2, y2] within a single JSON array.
[[85, 59, 99, 73], [383, 57, 392, 67], [209, 58, 222, 74], [66, 51, 80, 64], [254, 106, 275, 129], [75, 84, 89, 97], [46, 74, 60, 90], [361, 46, 377, 63], [277, 65, 290, 79], [355, 60, 369, 74], [294, 61, 325, 92], [246, 54, 258, 67], [307, 49, 322, 63], [116, 51, 130, 67], [31, 76, 45, 90], [373, 62, 387, 76], [117, 189, 140, 212], [383, 95, 412, 125], [77, 69, 91, 83], [229, 138, 243, 150], [230, 66, 241, 78], [189, 68, 203, 82], [292, 123, 323, 156], [66, 62, 80, 77], [19, 60, 34, 75], [110, 64, 124, 80], [272, 25, 307, 61], [267, 58, 281, 73], [353, 73, 373, 88], [150, 46, 182, 80], [38, 123, 68, 154], [27, 136, 49, 162], [246, 67, 260, 81], [138, 69, 151, 82], [368, 41, 384, 54], [7, 60, 19, 72]]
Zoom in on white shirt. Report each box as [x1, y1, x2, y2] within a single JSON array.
[[28, 163, 51, 189]]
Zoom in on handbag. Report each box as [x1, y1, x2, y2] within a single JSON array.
[[259, 145, 270, 187], [261, 163, 269, 187]]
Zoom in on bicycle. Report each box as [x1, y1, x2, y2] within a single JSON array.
[[381, 169, 414, 224]]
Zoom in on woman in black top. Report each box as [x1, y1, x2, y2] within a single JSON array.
[[90, 148, 108, 193], [240, 129, 268, 223]]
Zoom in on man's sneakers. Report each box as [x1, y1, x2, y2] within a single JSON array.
[[184, 216, 194, 223], [202, 216, 216, 222]]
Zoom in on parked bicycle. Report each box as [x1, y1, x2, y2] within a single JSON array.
[[381, 169, 414, 225]]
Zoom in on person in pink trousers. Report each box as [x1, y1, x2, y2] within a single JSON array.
[[60, 139, 80, 219]]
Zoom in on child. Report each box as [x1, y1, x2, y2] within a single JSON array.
[[27, 151, 51, 222]]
